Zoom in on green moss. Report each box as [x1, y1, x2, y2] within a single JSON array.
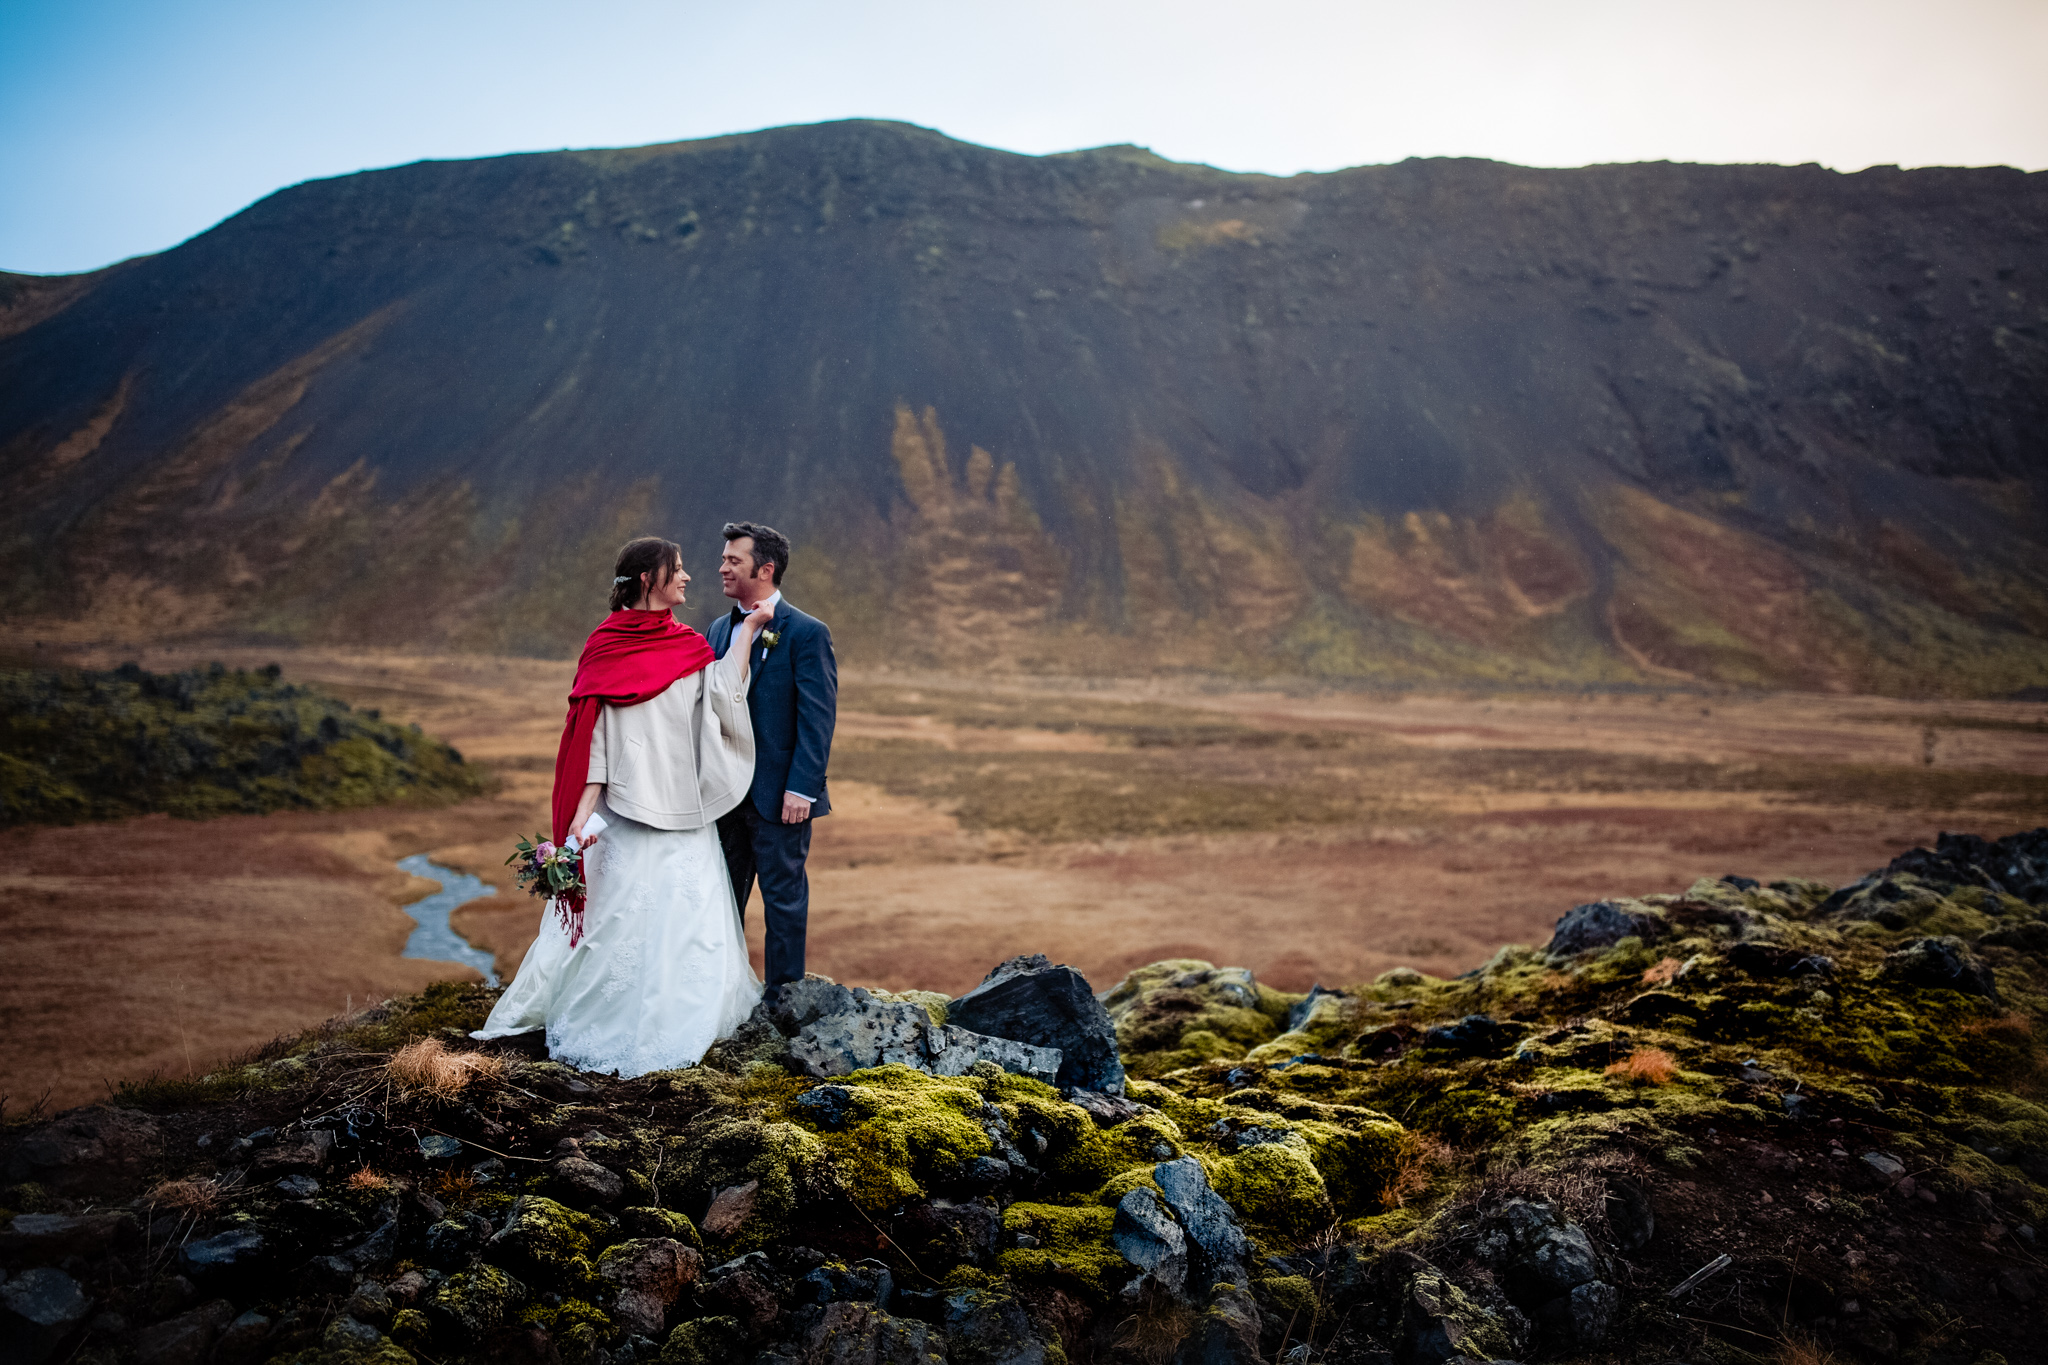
[[490, 1196, 605, 1291], [1209, 1143, 1335, 1242], [997, 1202, 1126, 1297], [618, 1206, 701, 1248], [661, 1317, 747, 1365], [1290, 1118, 1406, 1218], [1257, 1274, 1319, 1319], [868, 988, 951, 1027], [791, 1066, 994, 1211], [660, 1115, 829, 1255], [0, 662, 484, 826], [426, 1264, 527, 1338]]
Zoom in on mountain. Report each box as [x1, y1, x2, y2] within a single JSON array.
[[3, 120, 2045, 691]]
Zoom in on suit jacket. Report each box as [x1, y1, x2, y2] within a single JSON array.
[[706, 597, 837, 820]]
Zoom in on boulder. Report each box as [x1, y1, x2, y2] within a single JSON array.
[[132, 1299, 236, 1365], [663, 1315, 748, 1365], [941, 1285, 1052, 1365], [0, 1267, 93, 1365], [1179, 1282, 1263, 1365], [1155, 1156, 1250, 1286], [1882, 936, 2002, 1001], [598, 1237, 701, 1338], [797, 1261, 894, 1307], [425, 1211, 494, 1269], [1545, 901, 1663, 956], [1419, 1014, 1518, 1056], [0, 1211, 139, 1265], [485, 1196, 604, 1287], [1067, 1089, 1152, 1127], [426, 1264, 527, 1337], [1401, 1266, 1528, 1365], [1475, 1198, 1613, 1352], [552, 1155, 626, 1207], [212, 1309, 272, 1365], [696, 1264, 782, 1340], [802, 1301, 948, 1365], [3, 1106, 161, 1195], [1111, 1186, 1187, 1298], [702, 1181, 759, 1241], [946, 954, 1127, 1094], [177, 1227, 271, 1288], [893, 1197, 1001, 1266], [779, 981, 1063, 1085], [1725, 942, 1836, 978], [1287, 985, 1348, 1033]]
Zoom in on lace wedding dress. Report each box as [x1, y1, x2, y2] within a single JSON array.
[[471, 802, 761, 1075], [471, 633, 763, 1077]]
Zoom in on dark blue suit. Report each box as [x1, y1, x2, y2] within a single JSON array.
[[706, 596, 837, 987]]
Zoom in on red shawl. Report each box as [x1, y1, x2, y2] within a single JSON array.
[[549, 609, 715, 942]]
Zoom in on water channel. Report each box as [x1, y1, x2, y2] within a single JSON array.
[[396, 854, 501, 987]]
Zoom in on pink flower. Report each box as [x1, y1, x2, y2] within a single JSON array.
[[535, 841, 555, 860]]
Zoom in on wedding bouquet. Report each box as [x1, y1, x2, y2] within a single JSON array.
[[506, 814, 605, 946]]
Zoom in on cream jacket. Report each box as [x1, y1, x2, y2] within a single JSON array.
[[586, 649, 754, 830]]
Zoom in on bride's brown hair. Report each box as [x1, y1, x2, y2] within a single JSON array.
[[609, 537, 683, 612]]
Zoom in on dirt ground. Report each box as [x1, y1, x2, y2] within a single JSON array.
[[6, 642, 2046, 1112]]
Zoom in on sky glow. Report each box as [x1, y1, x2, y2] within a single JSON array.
[[3, 0, 2044, 274]]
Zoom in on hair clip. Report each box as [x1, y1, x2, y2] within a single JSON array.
[[613, 576, 631, 584]]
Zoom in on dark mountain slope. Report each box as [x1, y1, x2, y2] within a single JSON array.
[[2, 120, 2044, 689]]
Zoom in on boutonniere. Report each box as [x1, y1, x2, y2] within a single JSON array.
[[760, 630, 781, 651]]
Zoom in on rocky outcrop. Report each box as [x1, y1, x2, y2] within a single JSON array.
[[768, 979, 1062, 1085], [945, 955, 1127, 1095], [2, 829, 2045, 1365]]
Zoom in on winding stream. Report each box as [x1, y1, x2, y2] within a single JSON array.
[[395, 854, 501, 987]]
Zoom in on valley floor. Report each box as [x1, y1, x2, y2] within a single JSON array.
[[5, 645, 2045, 1113]]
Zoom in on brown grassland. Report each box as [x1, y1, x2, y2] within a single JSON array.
[[5, 641, 2047, 1113]]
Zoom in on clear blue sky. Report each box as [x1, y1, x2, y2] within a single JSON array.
[[4, 0, 2044, 275]]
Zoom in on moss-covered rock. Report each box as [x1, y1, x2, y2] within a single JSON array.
[[997, 1202, 1126, 1296], [425, 1263, 527, 1339]]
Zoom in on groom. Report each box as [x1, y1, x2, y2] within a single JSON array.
[[706, 521, 837, 1004]]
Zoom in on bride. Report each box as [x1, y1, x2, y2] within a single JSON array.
[[472, 536, 773, 1075]]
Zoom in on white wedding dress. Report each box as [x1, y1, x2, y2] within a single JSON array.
[[472, 649, 762, 1076]]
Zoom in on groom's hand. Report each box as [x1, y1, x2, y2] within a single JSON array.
[[781, 792, 812, 824]]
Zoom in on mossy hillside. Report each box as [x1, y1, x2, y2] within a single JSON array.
[[0, 661, 485, 826], [9, 832, 2046, 1365]]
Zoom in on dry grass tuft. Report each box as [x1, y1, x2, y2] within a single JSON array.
[[432, 1167, 478, 1201], [1606, 1047, 1678, 1086], [146, 1177, 225, 1214], [1110, 1286, 1200, 1365], [346, 1167, 393, 1192], [1640, 957, 1687, 987], [1775, 1331, 1843, 1365], [1382, 1130, 1456, 1208], [384, 1037, 504, 1099]]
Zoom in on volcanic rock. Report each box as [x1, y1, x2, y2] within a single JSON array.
[[940, 1285, 1053, 1365], [0, 1267, 93, 1365], [597, 1237, 700, 1338], [3, 1106, 161, 1195], [803, 1301, 947, 1365], [946, 954, 1127, 1094], [0, 1211, 138, 1264], [1546, 901, 1664, 956], [1882, 936, 2002, 1000], [1111, 1186, 1188, 1298], [132, 1299, 236, 1365], [775, 978, 1063, 1085], [1156, 1156, 1251, 1286]]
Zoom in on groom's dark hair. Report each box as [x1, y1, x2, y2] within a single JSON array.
[[723, 521, 790, 585]]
